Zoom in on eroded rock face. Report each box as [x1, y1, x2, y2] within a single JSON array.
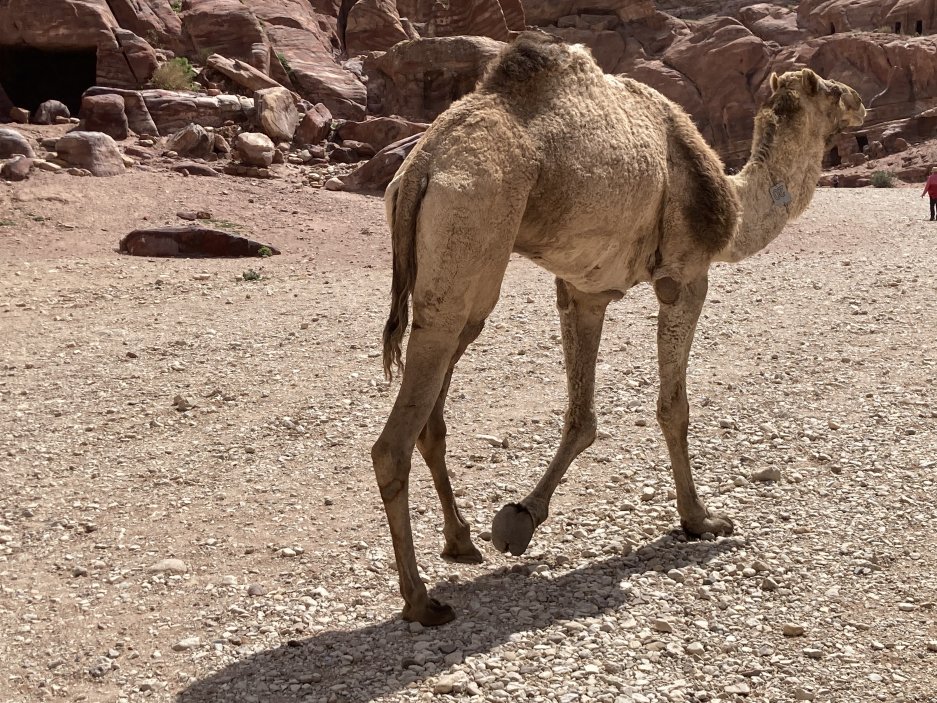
[[339, 132, 422, 193], [1, 155, 33, 181], [364, 36, 503, 121], [335, 116, 428, 152], [345, 0, 411, 56], [55, 131, 126, 176], [295, 102, 333, 145]]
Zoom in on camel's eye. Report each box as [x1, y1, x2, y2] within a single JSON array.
[[829, 85, 843, 100]]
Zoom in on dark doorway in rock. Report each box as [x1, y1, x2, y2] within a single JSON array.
[[0, 46, 96, 116], [856, 134, 869, 152], [830, 23, 836, 34], [917, 20, 924, 35], [826, 146, 841, 167], [895, 22, 902, 34]]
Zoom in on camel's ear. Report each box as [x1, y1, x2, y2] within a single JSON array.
[[770, 72, 780, 93], [801, 69, 820, 95]]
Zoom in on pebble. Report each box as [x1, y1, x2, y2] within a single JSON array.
[[783, 623, 805, 637], [247, 584, 266, 596], [147, 558, 188, 574], [651, 618, 674, 633], [171, 637, 200, 651], [324, 177, 343, 190], [640, 486, 656, 502], [751, 466, 782, 482], [476, 434, 506, 448]]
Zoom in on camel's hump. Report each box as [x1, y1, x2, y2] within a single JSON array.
[[481, 31, 591, 91]]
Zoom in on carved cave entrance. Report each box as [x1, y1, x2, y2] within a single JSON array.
[[0, 46, 97, 116]]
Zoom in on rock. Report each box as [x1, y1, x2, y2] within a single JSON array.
[[247, 583, 266, 596], [213, 134, 231, 154], [433, 673, 467, 694], [206, 54, 286, 94], [9, 107, 30, 124], [172, 637, 200, 651], [80, 94, 130, 140], [170, 162, 221, 177], [119, 226, 280, 258], [254, 87, 300, 142], [1, 155, 32, 181], [165, 124, 213, 158], [335, 116, 428, 152], [640, 486, 656, 502], [55, 132, 126, 177], [33, 160, 62, 173], [83, 87, 159, 137], [339, 132, 421, 193], [294, 103, 332, 145], [751, 467, 782, 482], [32, 100, 70, 125], [725, 683, 751, 696], [148, 558, 188, 574], [364, 36, 503, 121], [345, 0, 411, 57], [783, 623, 806, 637], [235, 132, 276, 167], [172, 395, 194, 411], [651, 618, 674, 633], [324, 177, 343, 191], [0, 128, 34, 158]]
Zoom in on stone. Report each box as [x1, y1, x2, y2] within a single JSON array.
[[119, 226, 280, 258], [235, 132, 276, 167], [751, 467, 782, 482], [148, 558, 188, 574], [345, 0, 411, 57], [55, 132, 126, 177], [172, 637, 200, 651], [165, 124, 213, 158], [247, 583, 266, 596], [1, 155, 32, 181], [335, 116, 428, 152], [324, 177, 343, 191], [32, 100, 70, 125], [9, 107, 29, 123], [0, 128, 34, 158], [169, 162, 221, 177], [213, 134, 231, 153], [651, 618, 674, 633], [294, 103, 332, 145], [783, 623, 806, 637], [254, 87, 300, 142], [80, 94, 130, 140]]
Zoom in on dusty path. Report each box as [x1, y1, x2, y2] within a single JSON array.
[[1, 174, 935, 703]]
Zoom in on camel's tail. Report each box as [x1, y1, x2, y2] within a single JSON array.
[[382, 147, 430, 380]]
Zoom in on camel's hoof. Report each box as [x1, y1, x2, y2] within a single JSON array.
[[491, 503, 535, 556], [402, 597, 455, 626], [681, 512, 735, 539], [442, 542, 484, 564]]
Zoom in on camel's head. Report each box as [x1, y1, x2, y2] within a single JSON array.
[[768, 69, 866, 134]]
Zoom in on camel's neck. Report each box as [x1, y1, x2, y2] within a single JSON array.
[[717, 111, 827, 262]]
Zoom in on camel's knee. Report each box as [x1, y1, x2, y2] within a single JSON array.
[[656, 393, 689, 430], [372, 437, 412, 501]]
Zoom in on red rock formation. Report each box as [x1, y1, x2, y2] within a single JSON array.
[[345, 0, 411, 55]]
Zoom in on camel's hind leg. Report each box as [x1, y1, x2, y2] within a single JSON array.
[[655, 274, 734, 537], [417, 322, 486, 564], [491, 279, 617, 556]]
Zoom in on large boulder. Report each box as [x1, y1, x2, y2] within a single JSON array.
[[254, 86, 300, 142], [364, 36, 503, 120], [339, 132, 422, 193], [0, 128, 35, 159], [80, 93, 130, 140], [83, 87, 159, 136], [235, 132, 275, 166], [165, 123, 213, 157], [345, 0, 411, 56], [55, 131, 126, 176], [294, 102, 333, 145], [335, 116, 428, 152], [33, 100, 71, 125], [119, 225, 280, 257]]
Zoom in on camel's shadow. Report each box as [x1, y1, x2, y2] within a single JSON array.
[[179, 533, 740, 702]]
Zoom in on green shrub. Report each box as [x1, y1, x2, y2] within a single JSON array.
[[171, 0, 183, 13], [151, 57, 196, 91], [870, 171, 896, 188], [242, 269, 261, 281], [257, 246, 273, 258]]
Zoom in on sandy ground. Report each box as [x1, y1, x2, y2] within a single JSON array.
[[1, 170, 935, 703]]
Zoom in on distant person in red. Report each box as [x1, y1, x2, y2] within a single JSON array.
[[922, 167, 937, 220]]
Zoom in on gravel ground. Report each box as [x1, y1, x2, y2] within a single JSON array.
[[1, 175, 935, 703]]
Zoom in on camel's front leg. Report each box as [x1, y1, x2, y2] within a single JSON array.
[[491, 279, 615, 555], [655, 274, 734, 537]]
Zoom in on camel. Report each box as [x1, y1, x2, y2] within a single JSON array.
[[371, 32, 865, 626]]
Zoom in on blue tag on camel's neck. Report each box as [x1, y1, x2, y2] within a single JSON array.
[[770, 182, 792, 206]]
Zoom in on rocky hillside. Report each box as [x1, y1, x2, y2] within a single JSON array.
[[1, 0, 936, 170]]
